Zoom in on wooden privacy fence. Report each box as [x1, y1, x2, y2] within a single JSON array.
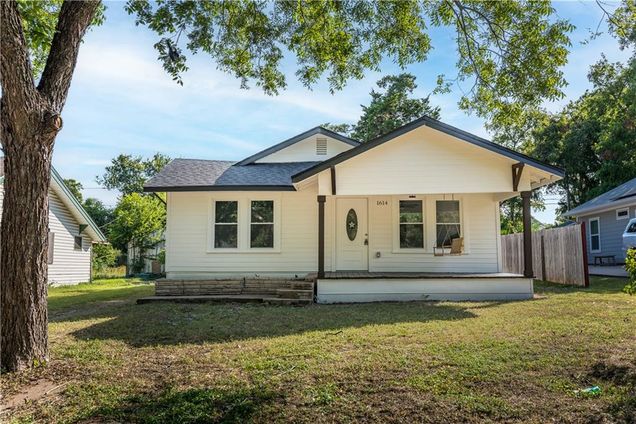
[[501, 223, 589, 286]]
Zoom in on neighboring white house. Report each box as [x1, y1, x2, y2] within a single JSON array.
[[144, 117, 564, 302], [0, 159, 107, 285], [564, 177, 636, 264]]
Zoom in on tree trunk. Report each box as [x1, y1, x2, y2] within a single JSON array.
[[0, 0, 100, 372], [1, 102, 58, 371]]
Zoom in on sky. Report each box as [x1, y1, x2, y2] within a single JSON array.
[[52, 0, 632, 224]]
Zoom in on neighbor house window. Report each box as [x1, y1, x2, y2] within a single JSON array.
[[214, 201, 238, 248], [74, 236, 82, 251], [589, 218, 601, 252], [250, 200, 274, 248], [616, 208, 629, 220], [436, 200, 461, 247], [399, 200, 424, 248]]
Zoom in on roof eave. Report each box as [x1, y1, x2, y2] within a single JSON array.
[[292, 116, 565, 183], [144, 185, 297, 192]]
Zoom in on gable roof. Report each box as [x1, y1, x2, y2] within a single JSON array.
[[291, 116, 565, 183], [235, 126, 360, 166], [0, 157, 106, 243], [564, 177, 636, 217], [144, 159, 319, 192], [50, 167, 107, 242]]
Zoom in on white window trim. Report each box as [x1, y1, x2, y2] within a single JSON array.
[[434, 199, 462, 249], [207, 195, 282, 253], [589, 217, 601, 253], [616, 207, 629, 220], [209, 200, 240, 252], [392, 197, 427, 253], [247, 196, 281, 252]]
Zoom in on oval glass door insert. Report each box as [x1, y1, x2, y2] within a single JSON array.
[[346, 208, 358, 241]]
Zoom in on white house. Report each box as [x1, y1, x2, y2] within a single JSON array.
[[144, 116, 563, 303], [0, 159, 107, 285]]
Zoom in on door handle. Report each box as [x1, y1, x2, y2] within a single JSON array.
[[364, 238, 369, 245]]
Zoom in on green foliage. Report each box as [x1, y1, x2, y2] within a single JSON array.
[[82, 198, 114, 232], [17, 0, 105, 78], [324, 73, 440, 141], [97, 153, 170, 196], [624, 249, 636, 295], [92, 244, 120, 273], [157, 249, 165, 265], [63, 178, 84, 203], [529, 55, 636, 213], [124, 0, 573, 123], [109, 193, 165, 252]]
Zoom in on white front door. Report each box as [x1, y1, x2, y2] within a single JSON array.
[[336, 198, 368, 271]]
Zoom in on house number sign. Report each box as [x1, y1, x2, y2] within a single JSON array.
[[376, 200, 389, 206]]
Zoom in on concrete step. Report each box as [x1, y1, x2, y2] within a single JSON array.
[[263, 297, 312, 306], [276, 288, 313, 300]]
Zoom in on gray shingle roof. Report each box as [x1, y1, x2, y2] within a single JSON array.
[[144, 159, 320, 191], [565, 177, 636, 216]]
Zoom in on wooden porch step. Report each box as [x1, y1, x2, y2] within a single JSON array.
[[137, 295, 266, 304], [276, 288, 313, 300], [263, 297, 312, 306]]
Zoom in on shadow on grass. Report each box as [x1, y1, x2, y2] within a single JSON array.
[[67, 300, 478, 347], [92, 386, 279, 424]]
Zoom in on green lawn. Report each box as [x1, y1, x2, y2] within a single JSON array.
[[2, 277, 635, 423]]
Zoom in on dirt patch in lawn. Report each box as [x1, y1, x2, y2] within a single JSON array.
[[1, 379, 65, 412]]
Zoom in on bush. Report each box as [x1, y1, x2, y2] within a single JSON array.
[[624, 249, 636, 295], [92, 244, 120, 272]]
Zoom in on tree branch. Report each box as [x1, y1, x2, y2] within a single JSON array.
[[0, 1, 38, 117], [37, 0, 100, 111]]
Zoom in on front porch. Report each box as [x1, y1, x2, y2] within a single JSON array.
[[313, 271, 533, 303]]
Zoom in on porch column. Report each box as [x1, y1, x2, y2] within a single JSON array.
[[521, 191, 534, 278], [317, 195, 326, 278]]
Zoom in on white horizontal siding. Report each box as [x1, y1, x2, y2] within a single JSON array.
[[333, 126, 533, 195], [166, 186, 329, 278], [255, 135, 353, 163], [48, 190, 92, 285], [359, 194, 500, 273]]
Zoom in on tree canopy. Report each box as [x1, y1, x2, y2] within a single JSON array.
[[109, 193, 165, 253], [97, 153, 171, 196], [325, 73, 440, 142], [62, 178, 83, 203]]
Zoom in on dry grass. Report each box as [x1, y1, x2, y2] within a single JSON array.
[[1, 277, 635, 423]]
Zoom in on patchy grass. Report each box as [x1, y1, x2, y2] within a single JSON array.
[[91, 265, 127, 280], [2, 277, 635, 423]]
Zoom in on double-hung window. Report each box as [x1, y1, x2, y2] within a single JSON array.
[[436, 200, 461, 247], [250, 200, 274, 248], [399, 200, 424, 249], [589, 218, 601, 252], [214, 201, 238, 248]]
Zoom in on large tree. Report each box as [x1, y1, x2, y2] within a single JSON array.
[[324, 73, 440, 142], [97, 153, 171, 196], [0, 0, 582, 371]]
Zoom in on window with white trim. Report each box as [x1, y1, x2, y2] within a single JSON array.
[[399, 200, 424, 248], [589, 218, 601, 252], [616, 208, 629, 220], [213, 201, 238, 248], [250, 200, 274, 248], [436, 200, 461, 248]]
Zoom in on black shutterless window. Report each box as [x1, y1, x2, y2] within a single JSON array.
[[399, 200, 424, 248], [214, 201, 238, 248], [250, 200, 274, 248]]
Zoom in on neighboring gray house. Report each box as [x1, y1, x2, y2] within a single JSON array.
[[565, 177, 636, 264], [0, 159, 107, 285]]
